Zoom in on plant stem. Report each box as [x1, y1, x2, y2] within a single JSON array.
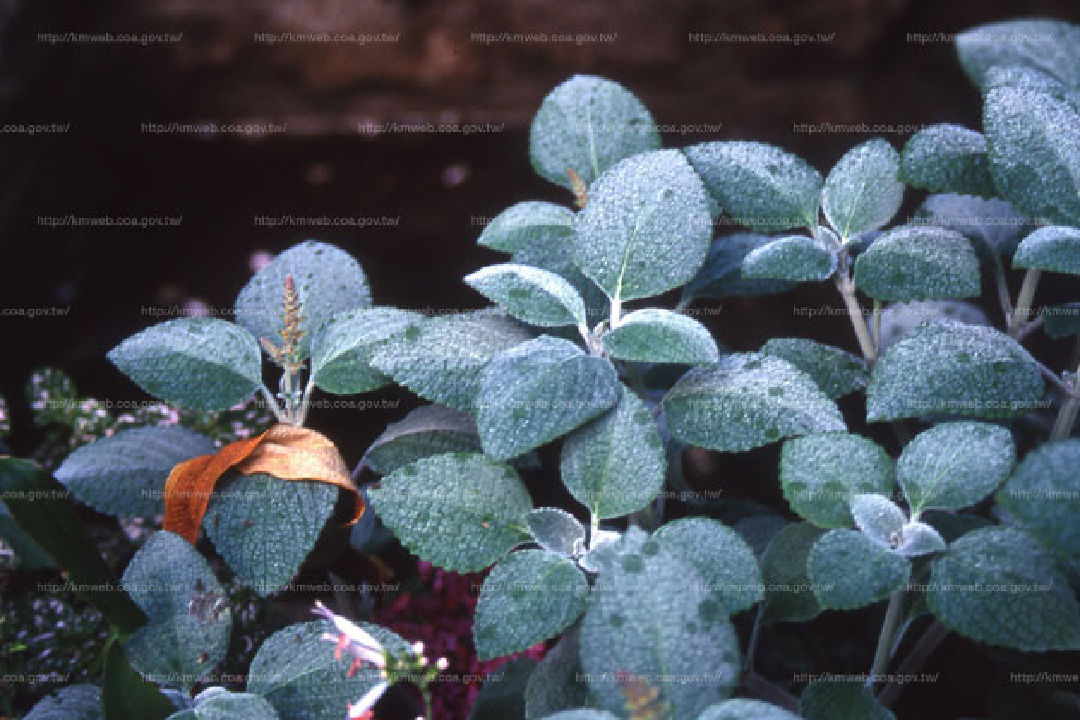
[[421, 684, 434, 720], [877, 621, 949, 707], [296, 377, 315, 426], [834, 273, 876, 362], [609, 296, 623, 327], [258, 384, 287, 423], [744, 604, 764, 672], [1051, 359, 1080, 441], [993, 260, 1013, 321], [743, 672, 800, 713], [1010, 268, 1041, 337], [868, 591, 903, 688], [872, 300, 882, 356], [588, 511, 600, 550]]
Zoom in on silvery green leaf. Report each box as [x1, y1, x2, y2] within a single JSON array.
[[955, 19, 1080, 90], [572, 149, 712, 302], [204, 472, 338, 597], [55, 426, 214, 517], [536, 712, 620, 720], [560, 384, 665, 519], [579, 531, 740, 717], [367, 453, 532, 572], [527, 507, 586, 558], [927, 527, 1080, 651], [121, 531, 232, 690], [850, 493, 907, 548], [602, 308, 718, 365], [897, 421, 1016, 514], [800, 679, 897, 720], [866, 319, 1044, 422], [822, 139, 904, 239], [899, 124, 996, 197], [529, 74, 662, 190], [741, 235, 837, 282], [922, 511, 993, 544], [473, 549, 588, 660], [983, 84, 1080, 225], [653, 517, 763, 614], [170, 689, 278, 720], [107, 318, 262, 411], [248, 620, 413, 719], [681, 234, 797, 302], [1013, 225, 1080, 274], [469, 656, 538, 720], [478, 336, 618, 460], [913, 194, 1031, 260], [997, 440, 1080, 559], [808, 528, 911, 610], [524, 630, 589, 719], [235, 241, 371, 358], [733, 514, 789, 558], [760, 338, 868, 399], [780, 433, 894, 528], [478, 201, 576, 253], [466, 263, 587, 327], [760, 522, 824, 622], [362, 404, 481, 476], [663, 353, 846, 453], [370, 309, 534, 412], [309, 308, 419, 395], [579, 527, 623, 574], [696, 699, 802, 720], [877, 300, 989, 352], [854, 225, 981, 302], [683, 141, 823, 232], [24, 685, 102, 720], [894, 520, 947, 558], [1042, 303, 1080, 338]]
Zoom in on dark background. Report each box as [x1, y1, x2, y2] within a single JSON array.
[[3, 2, 1080, 718]]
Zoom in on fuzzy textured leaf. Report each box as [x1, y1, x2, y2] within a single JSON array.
[[466, 263, 587, 327], [121, 531, 233, 689], [55, 426, 214, 517], [527, 508, 586, 558], [371, 309, 534, 412], [927, 527, 1080, 651], [801, 680, 896, 720], [524, 630, 589, 719], [742, 235, 836, 282], [663, 353, 846, 453], [997, 440, 1080, 559], [955, 19, 1080, 90], [683, 141, 823, 232], [169, 689, 279, 720], [899, 124, 996, 197], [760, 338, 868, 399], [572, 149, 712, 301], [1042, 303, 1080, 338], [579, 530, 740, 717], [108, 318, 262, 411], [760, 522, 825, 622], [897, 422, 1015, 513], [479, 201, 576, 252], [560, 384, 666, 519], [1013, 225, 1080, 274], [204, 472, 339, 597], [822, 139, 904, 239], [24, 685, 102, 720], [653, 517, 763, 614], [477, 336, 618, 460], [780, 433, 894, 528], [808, 528, 910, 610], [854, 226, 981, 302], [235, 241, 371, 358], [474, 549, 588, 660], [367, 453, 532, 572], [363, 404, 481, 476], [529, 75, 661, 190], [913, 194, 1030, 260], [602, 308, 718, 364], [866, 320, 1044, 421], [681, 234, 797, 302], [983, 84, 1080, 225], [697, 699, 802, 720], [248, 620, 413, 719], [309, 308, 419, 394]]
